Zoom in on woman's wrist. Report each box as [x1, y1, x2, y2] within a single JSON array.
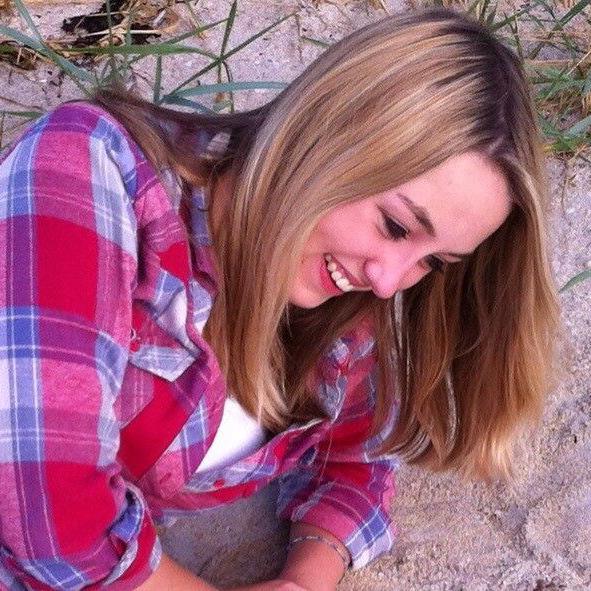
[[280, 523, 349, 591], [288, 535, 350, 570]]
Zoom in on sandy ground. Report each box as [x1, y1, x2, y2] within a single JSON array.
[[1, 1, 590, 589]]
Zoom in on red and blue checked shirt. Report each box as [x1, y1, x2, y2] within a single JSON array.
[[0, 102, 398, 590]]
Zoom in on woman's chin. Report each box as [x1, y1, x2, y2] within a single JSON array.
[[287, 287, 330, 309]]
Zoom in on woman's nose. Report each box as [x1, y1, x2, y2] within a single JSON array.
[[364, 258, 412, 299]]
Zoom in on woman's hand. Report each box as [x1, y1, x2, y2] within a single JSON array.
[[230, 579, 308, 591]]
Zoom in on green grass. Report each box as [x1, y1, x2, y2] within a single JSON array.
[[0, 0, 292, 140], [2, 0, 589, 155]]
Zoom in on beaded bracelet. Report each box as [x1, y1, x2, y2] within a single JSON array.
[[288, 534, 351, 569]]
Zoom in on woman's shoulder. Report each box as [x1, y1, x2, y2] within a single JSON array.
[[12, 101, 130, 148], [16, 100, 151, 157], [0, 100, 177, 241], [41, 100, 121, 127], [48, 101, 146, 161], [2, 101, 138, 172], [23, 101, 169, 202]]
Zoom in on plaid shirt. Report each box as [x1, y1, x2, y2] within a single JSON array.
[[0, 103, 398, 590]]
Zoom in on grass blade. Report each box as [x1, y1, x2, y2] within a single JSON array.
[[12, 0, 43, 38], [177, 0, 207, 38], [565, 113, 591, 137], [582, 67, 591, 96], [217, 3, 238, 108], [159, 95, 218, 114], [153, 55, 163, 103], [63, 42, 219, 58], [0, 109, 42, 119], [529, 0, 591, 59], [0, 25, 44, 52], [558, 0, 591, 26], [300, 36, 330, 48], [560, 269, 591, 292], [490, 5, 531, 32], [220, 61, 235, 112], [221, 1, 238, 59], [220, 12, 295, 64], [163, 18, 229, 46], [162, 11, 295, 102], [173, 80, 287, 98], [0, 25, 95, 89]]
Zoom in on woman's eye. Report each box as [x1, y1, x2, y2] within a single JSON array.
[[426, 255, 445, 274], [382, 213, 408, 240]]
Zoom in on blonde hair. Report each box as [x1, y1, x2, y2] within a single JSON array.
[[95, 7, 559, 479]]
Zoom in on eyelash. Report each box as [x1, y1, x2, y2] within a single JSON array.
[[383, 214, 408, 240], [381, 212, 446, 274]]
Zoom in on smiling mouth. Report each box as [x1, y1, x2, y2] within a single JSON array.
[[323, 254, 356, 292]]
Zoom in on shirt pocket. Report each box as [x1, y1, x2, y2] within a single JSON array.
[[128, 342, 196, 382], [127, 298, 201, 382]]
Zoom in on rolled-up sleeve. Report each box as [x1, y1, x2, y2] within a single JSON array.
[[0, 103, 161, 589], [277, 340, 399, 569]]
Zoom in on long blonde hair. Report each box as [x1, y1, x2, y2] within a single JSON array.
[[95, 7, 559, 479]]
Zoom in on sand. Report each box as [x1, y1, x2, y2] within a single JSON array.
[[1, 1, 589, 589]]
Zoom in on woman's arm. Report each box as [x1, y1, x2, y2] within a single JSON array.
[[276, 333, 398, 583], [229, 523, 346, 591], [280, 523, 349, 591], [0, 103, 164, 589]]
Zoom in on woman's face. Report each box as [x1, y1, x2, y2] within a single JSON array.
[[289, 151, 512, 308]]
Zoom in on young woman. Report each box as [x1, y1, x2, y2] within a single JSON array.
[[0, 7, 558, 591]]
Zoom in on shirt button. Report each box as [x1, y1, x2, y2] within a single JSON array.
[[130, 328, 141, 352], [213, 478, 225, 488]]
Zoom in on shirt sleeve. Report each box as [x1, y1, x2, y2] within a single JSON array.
[[0, 103, 161, 590], [276, 336, 399, 570]]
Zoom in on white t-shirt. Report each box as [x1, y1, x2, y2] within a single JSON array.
[[195, 397, 266, 473]]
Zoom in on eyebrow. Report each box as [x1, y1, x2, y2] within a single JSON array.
[[397, 193, 474, 261]]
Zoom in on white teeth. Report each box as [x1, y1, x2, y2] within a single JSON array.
[[333, 274, 352, 291], [324, 254, 354, 292]]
